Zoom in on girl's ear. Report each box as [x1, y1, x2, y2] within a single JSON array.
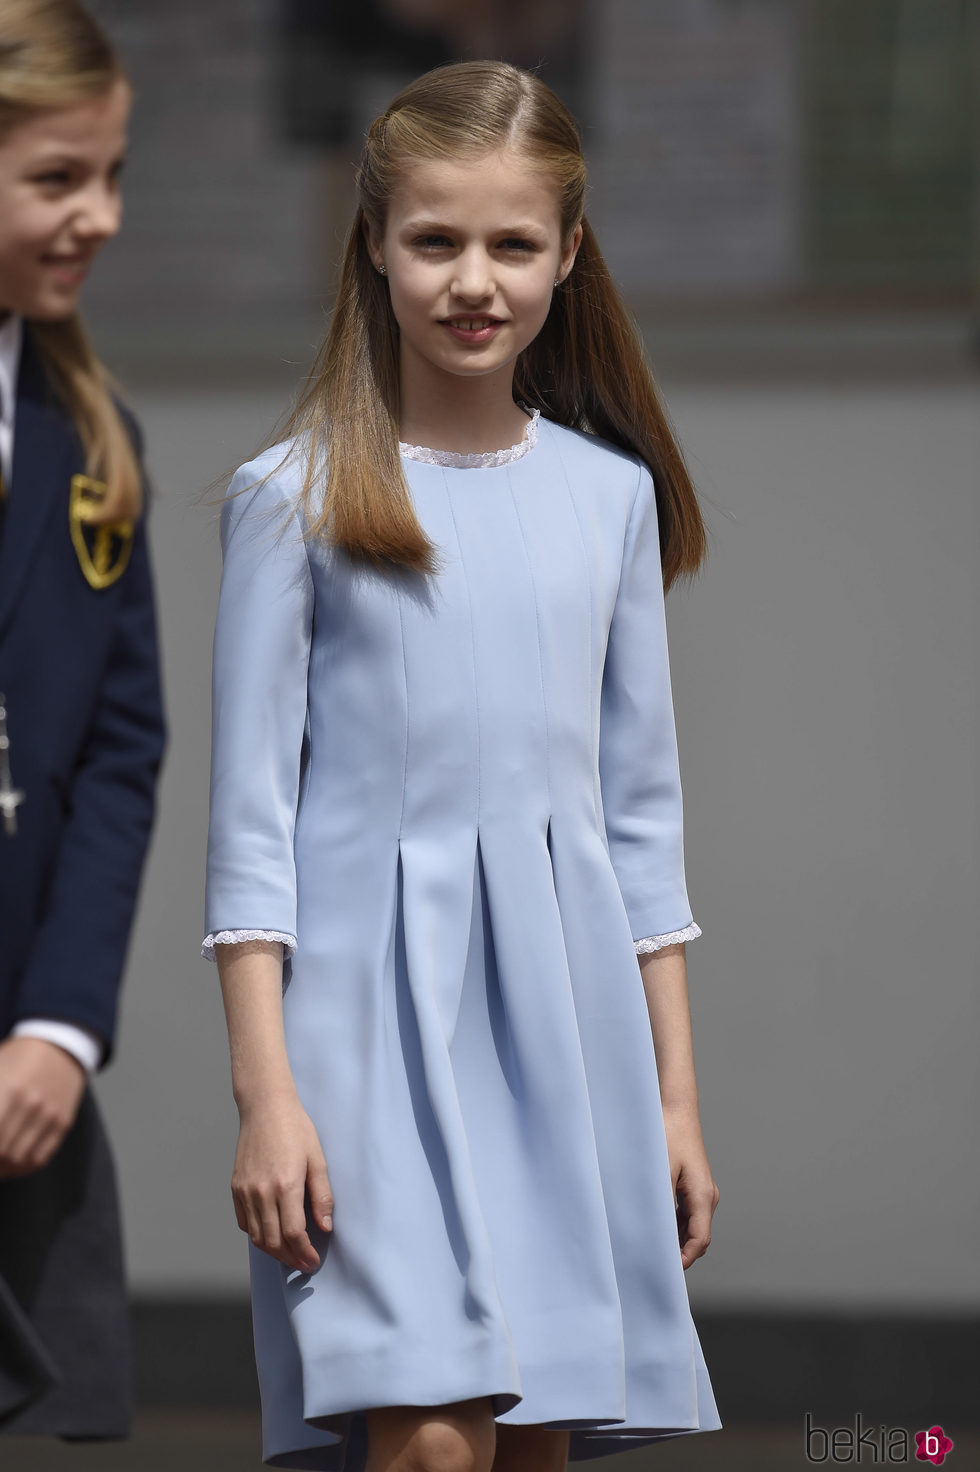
[[559, 222, 584, 284], [361, 213, 384, 273]]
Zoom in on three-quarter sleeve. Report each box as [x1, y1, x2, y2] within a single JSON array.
[[203, 458, 314, 953], [599, 462, 696, 942]]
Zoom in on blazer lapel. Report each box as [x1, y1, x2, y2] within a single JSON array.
[[0, 328, 78, 643]]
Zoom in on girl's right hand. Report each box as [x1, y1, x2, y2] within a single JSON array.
[[231, 1092, 334, 1274]]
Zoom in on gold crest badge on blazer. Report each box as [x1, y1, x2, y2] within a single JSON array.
[[69, 474, 134, 590]]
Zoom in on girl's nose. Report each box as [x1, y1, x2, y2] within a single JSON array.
[[75, 182, 123, 242], [451, 249, 494, 303]]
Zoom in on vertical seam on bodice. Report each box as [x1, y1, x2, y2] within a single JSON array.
[[506, 467, 553, 817], [294, 494, 316, 820], [272, 488, 317, 844], [395, 590, 411, 841], [442, 470, 482, 824], [553, 437, 600, 831]]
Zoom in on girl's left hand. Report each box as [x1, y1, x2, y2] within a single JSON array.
[[661, 1104, 720, 1269]]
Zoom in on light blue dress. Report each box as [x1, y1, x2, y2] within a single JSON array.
[[204, 413, 722, 1469]]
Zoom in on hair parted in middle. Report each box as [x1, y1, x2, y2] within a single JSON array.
[[269, 59, 706, 591]]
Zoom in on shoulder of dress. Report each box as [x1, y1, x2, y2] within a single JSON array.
[[540, 417, 646, 484], [230, 434, 306, 491], [223, 433, 318, 520]]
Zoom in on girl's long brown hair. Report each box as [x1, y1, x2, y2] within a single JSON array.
[[272, 59, 706, 590], [0, 0, 141, 523]]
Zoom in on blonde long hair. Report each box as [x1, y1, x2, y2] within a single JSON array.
[[271, 59, 705, 590], [0, 0, 141, 523]]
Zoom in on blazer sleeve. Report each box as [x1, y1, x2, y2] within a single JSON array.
[[12, 497, 167, 1069], [598, 461, 695, 942], [203, 461, 314, 948]]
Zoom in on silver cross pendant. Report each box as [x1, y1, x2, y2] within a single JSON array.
[[0, 691, 25, 837]]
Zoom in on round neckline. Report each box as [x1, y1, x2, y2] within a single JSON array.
[[399, 406, 541, 469]]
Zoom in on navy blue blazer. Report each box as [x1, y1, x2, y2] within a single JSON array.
[[0, 327, 166, 1068]]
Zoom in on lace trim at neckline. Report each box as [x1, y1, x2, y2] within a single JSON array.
[[399, 408, 540, 468]]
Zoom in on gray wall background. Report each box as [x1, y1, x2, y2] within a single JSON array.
[[71, 0, 978, 1310]]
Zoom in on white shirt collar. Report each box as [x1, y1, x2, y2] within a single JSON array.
[[0, 313, 23, 426], [0, 313, 24, 485]]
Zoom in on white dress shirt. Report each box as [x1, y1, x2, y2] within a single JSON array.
[[0, 311, 105, 1077], [0, 311, 22, 487]]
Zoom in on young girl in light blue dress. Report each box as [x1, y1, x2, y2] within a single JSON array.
[[203, 58, 722, 1472]]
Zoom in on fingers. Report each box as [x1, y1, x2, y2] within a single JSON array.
[[231, 1136, 335, 1275], [307, 1156, 334, 1233], [676, 1178, 720, 1269], [678, 1199, 712, 1268], [271, 1183, 321, 1274], [234, 1177, 318, 1274], [0, 1115, 71, 1178], [0, 1122, 63, 1178]]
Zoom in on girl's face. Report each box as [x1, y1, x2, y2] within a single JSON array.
[[364, 146, 582, 393], [0, 78, 130, 321]]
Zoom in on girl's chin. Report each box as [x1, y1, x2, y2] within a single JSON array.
[[433, 345, 523, 379], [22, 289, 82, 321]]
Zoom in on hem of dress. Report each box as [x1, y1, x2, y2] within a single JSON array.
[[566, 1421, 724, 1462], [259, 1414, 722, 1471], [258, 1346, 720, 1470]]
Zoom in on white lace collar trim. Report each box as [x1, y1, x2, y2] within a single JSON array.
[[399, 407, 540, 469]]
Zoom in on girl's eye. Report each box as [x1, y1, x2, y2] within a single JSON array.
[[35, 170, 72, 186], [412, 235, 537, 253]]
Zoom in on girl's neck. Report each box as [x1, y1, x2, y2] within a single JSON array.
[[397, 359, 531, 454]]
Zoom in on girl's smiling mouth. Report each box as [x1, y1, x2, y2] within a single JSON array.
[[441, 316, 504, 343], [40, 251, 93, 283]]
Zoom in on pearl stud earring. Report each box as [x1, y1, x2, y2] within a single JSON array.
[[378, 265, 387, 276]]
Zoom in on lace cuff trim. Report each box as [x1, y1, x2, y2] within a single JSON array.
[[634, 922, 702, 954], [200, 919, 697, 962], [201, 930, 297, 962], [399, 408, 540, 468]]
